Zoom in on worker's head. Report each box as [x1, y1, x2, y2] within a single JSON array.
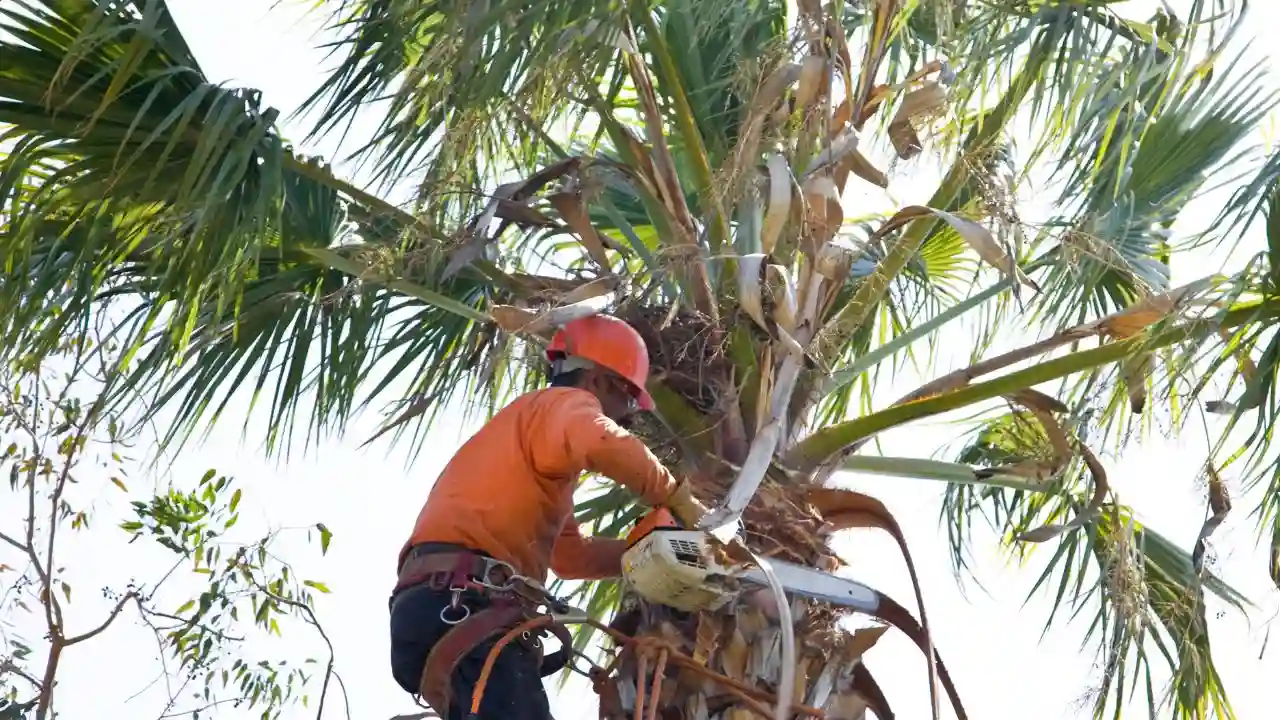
[[547, 315, 655, 423]]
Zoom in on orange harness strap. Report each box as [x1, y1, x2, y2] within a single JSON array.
[[419, 600, 573, 718]]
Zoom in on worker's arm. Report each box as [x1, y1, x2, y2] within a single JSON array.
[[534, 389, 678, 506], [549, 514, 628, 581]]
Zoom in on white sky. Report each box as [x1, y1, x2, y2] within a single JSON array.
[[3, 1, 1280, 719]]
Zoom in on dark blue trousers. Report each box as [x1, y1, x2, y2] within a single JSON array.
[[389, 583, 556, 719]]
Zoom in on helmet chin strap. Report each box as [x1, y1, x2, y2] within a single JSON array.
[[552, 355, 596, 377]]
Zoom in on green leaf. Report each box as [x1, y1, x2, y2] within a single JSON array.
[[110, 477, 127, 492], [316, 523, 332, 555], [229, 488, 242, 513], [302, 580, 330, 594]]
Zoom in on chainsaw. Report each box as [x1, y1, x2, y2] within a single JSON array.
[[621, 507, 879, 616], [621, 507, 969, 720]]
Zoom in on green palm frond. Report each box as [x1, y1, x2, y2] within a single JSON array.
[[0, 0, 509, 454], [1031, 52, 1275, 331], [943, 414, 1247, 719]]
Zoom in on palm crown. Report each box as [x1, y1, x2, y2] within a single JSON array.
[[3, 0, 1280, 717]]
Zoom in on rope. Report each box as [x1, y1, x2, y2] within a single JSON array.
[[585, 620, 824, 719], [645, 649, 668, 720], [468, 615, 554, 716], [466, 613, 826, 719], [632, 648, 649, 720]]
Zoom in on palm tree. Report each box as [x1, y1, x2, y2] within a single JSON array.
[[3, 0, 1278, 718]]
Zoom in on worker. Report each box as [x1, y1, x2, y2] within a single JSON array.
[[388, 314, 710, 719]]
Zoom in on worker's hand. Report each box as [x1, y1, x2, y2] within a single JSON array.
[[667, 482, 711, 529]]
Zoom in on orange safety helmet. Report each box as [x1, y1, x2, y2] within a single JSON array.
[[547, 315, 655, 411]]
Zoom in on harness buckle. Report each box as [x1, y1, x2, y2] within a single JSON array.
[[441, 585, 470, 624], [439, 602, 471, 625]]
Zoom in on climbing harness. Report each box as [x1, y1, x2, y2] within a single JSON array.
[[395, 545, 577, 718]]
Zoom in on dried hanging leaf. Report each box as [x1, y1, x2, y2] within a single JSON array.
[[973, 391, 1071, 484], [795, 55, 828, 112], [829, 98, 853, 138], [974, 458, 1060, 485], [489, 305, 544, 335], [737, 253, 770, 331], [888, 82, 948, 160], [849, 664, 892, 719], [855, 82, 892, 127], [442, 179, 526, 280], [851, 0, 904, 129], [805, 128, 860, 176], [747, 626, 778, 683], [548, 188, 613, 271], [878, 206, 1039, 294], [1096, 275, 1223, 338], [1016, 442, 1110, 543], [844, 624, 890, 659], [814, 239, 859, 281], [793, 658, 812, 708], [762, 153, 793, 255], [488, 293, 616, 337], [802, 175, 843, 243], [1120, 351, 1152, 413], [767, 264, 799, 332], [684, 693, 709, 720], [1005, 388, 1070, 415], [720, 627, 749, 681], [443, 157, 582, 279], [845, 148, 888, 188], [493, 199, 554, 227], [804, 488, 944, 720], [1219, 325, 1259, 382], [556, 276, 619, 307], [1193, 465, 1232, 573]]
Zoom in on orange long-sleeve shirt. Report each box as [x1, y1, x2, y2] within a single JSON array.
[[402, 387, 678, 582]]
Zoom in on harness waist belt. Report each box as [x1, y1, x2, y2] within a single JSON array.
[[394, 546, 512, 596]]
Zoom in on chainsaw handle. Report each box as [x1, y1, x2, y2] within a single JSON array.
[[624, 507, 682, 547]]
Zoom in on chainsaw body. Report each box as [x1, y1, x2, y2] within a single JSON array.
[[621, 527, 738, 612], [621, 508, 881, 615]]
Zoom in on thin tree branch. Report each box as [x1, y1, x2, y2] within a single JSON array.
[[0, 658, 44, 689], [331, 670, 353, 720], [256, 585, 335, 720], [156, 697, 244, 719], [63, 591, 138, 646], [0, 530, 26, 554]]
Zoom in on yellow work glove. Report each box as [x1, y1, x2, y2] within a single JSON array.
[[666, 481, 711, 529]]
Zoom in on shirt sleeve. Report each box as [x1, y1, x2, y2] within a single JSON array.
[[549, 515, 628, 581], [531, 389, 678, 506]]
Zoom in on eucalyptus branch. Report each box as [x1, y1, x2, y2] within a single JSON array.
[[0, 530, 26, 554], [255, 585, 338, 720], [155, 697, 244, 719], [0, 658, 43, 689], [62, 591, 138, 646]]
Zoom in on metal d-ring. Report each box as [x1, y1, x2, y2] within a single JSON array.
[[440, 603, 471, 625]]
